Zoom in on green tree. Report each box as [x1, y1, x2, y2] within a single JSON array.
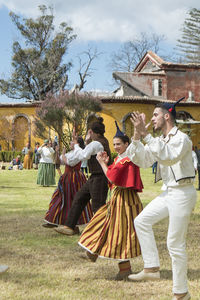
[[176, 8, 200, 63], [0, 5, 76, 101], [34, 91, 102, 149]]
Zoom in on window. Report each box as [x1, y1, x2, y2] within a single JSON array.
[[152, 79, 162, 96]]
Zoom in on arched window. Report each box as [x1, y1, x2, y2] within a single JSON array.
[[176, 111, 195, 137], [176, 111, 194, 121], [121, 113, 133, 138]]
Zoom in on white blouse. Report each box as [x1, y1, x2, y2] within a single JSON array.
[[66, 141, 104, 166], [38, 146, 55, 164], [60, 149, 83, 167]]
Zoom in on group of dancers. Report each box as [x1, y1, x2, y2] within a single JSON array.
[[42, 97, 197, 300], [1, 97, 194, 300], [43, 117, 144, 279]]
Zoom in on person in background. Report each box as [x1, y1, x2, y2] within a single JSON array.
[[37, 139, 55, 187], [8, 155, 22, 170], [34, 142, 41, 169], [43, 136, 93, 228], [152, 161, 157, 174], [13, 155, 23, 170], [15, 155, 21, 165], [22, 142, 33, 169], [55, 117, 112, 236], [78, 122, 143, 280], [126, 97, 196, 300]]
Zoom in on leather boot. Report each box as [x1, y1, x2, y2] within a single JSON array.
[[115, 260, 132, 280]]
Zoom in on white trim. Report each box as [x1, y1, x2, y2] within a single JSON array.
[[176, 119, 200, 124]]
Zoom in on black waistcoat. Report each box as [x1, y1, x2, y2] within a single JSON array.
[[87, 136, 111, 174]]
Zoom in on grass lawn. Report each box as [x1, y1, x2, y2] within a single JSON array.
[[0, 167, 200, 300]]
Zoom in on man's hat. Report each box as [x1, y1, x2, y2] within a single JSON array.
[[114, 121, 124, 137], [162, 97, 185, 118]]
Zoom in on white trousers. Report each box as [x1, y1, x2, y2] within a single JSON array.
[[134, 184, 196, 294]]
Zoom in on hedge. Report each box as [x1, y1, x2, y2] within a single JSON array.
[[0, 151, 36, 163]]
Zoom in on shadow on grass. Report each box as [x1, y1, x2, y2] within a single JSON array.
[[102, 268, 200, 282], [160, 268, 200, 280], [0, 185, 57, 189], [0, 270, 55, 286]]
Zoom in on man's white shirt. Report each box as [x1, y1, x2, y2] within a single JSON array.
[[126, 126, 195, 189]]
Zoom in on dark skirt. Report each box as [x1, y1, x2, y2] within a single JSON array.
[[45, 164, 93, 225]]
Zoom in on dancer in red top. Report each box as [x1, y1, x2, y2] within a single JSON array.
[[78, 122, 143, 280]]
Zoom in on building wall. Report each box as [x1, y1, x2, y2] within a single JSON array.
[[122, 67, 200, 102], [166, 69, 200, 102], [0, 102, 200, 153], [0, 105, 43, 151], [101, 102, 156, 152], [101, 102, 200, 152], [126, 73, 167, 99]]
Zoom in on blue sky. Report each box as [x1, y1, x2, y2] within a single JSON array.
[[0, 0, 200, 103]]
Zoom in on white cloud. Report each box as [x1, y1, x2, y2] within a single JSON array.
[[0, 0, 200, 43]]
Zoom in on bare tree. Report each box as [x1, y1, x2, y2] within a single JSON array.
[[75, 47, 102, 91], [108, 32, 166, 72]]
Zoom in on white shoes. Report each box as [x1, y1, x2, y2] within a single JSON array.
[[129, 271, 191, 300], [0, 265, 9, 274], [128, 269, 160, 281], [172, 292, 191, 300]]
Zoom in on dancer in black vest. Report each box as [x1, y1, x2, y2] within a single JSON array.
[[55, 117, 111, 236]]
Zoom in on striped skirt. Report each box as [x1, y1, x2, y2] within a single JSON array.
[[79, 186, 143, 260], [45, 166, 93, 225]]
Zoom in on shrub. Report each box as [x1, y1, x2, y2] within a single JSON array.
[[0, 151, 34, 162]]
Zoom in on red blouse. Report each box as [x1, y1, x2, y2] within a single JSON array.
[[106, 156, 143, 192]]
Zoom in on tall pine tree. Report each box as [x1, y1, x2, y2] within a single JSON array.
[[177, 8, 200, 63]]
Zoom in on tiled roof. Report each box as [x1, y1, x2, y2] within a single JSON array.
[[101, 95, 200, 105], [135, 51, 200, 71], [0, 102, 41, 107], [113, 72, 148, 96]]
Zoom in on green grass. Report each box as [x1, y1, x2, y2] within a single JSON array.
[[0, 167, 200, 300]]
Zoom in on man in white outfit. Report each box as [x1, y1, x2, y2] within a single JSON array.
[[126, 98, 196, 300]]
